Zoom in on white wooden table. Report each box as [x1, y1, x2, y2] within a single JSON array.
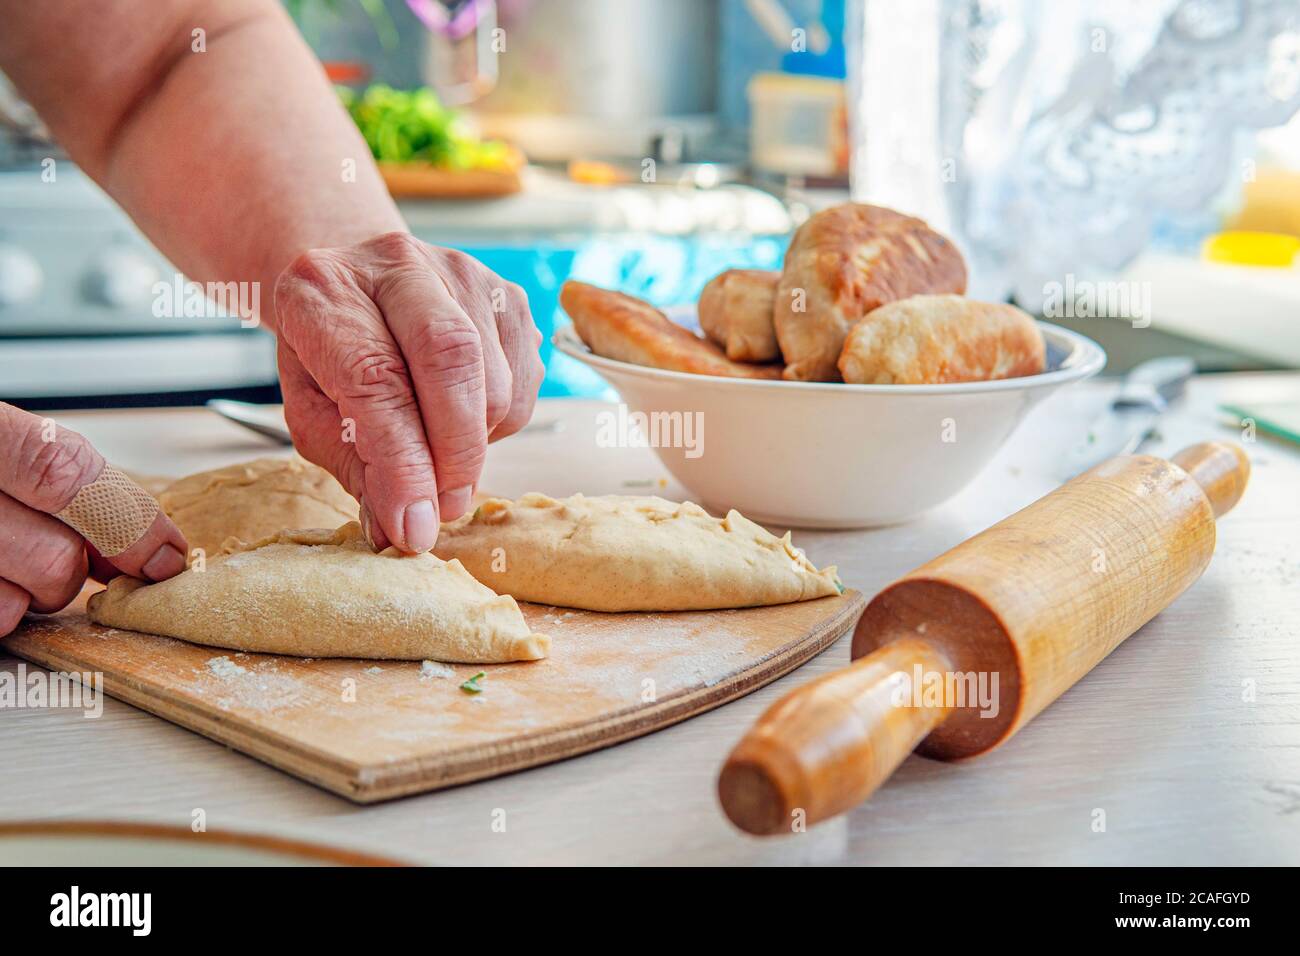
[[2, 374, 1298, 865]]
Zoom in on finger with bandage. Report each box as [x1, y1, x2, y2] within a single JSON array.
[[0, 402, 189, 637]]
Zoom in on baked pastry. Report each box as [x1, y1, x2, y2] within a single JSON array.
[[698, 269, 782, 362], [435, 493, 842, 612], [561, 280, 781, 380], [838, 295, 1045, 385], [775, 204, 967, 381], [88, 522, 549, 662]]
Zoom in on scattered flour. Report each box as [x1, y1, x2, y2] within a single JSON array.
[[364, 666, 384, 675], [197, 655, 305, 712], [205, 656, 248, 679], [420, 660, 455, 680]]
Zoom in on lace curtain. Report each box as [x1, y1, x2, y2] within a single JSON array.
[[849, 0, 1300, 306]]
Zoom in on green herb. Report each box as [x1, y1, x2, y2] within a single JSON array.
[[338, 84, 513, 169], [460, 671, 486, 694], [835, 579, 845, 594]]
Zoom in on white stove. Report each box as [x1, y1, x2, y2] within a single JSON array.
[[0, 165, 277, 403]]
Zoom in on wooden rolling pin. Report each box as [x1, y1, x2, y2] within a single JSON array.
[[718, 442, 1250, 835]]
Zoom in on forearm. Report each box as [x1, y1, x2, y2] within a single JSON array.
[[102, 3, 408, 325], [0, 0, 404, 331]]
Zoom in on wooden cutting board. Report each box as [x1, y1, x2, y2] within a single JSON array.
[[5, 590, 864, 803], [377, 153, 524, 198]]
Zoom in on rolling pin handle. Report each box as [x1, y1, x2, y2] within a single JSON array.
[[718, 638, 952, 835], [719, 441, 1251, 835], [1171, 442, 1250, 519]]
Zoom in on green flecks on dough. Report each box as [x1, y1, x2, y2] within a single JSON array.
[[835, 579, 845, 594], [460, 671, 486, 694]]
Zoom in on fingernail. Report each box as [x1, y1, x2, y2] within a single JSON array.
[[402, 499, 438, 553], [438, 485, 474, 521], [359, 500, 376, 549], [359, 497, 392, 551], [142, 543, 185, 581]]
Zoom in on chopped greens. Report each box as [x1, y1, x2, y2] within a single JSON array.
[[338, 84, 513, 170], [460, 671, 487, 694]]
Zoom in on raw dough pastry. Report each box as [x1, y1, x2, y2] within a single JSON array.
[[159, 456, 358, 557], [87, 522, 549, 662], [119, 468, 176, 497], [698, 269, 782, 363], [434, 493, 842, 612], [775, 203, 967, 382]]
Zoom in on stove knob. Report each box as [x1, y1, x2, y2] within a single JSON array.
[[85, 247, 162, 309], [0, 244, 43, 308]]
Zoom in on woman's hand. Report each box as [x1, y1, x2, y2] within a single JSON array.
[[0, 403, 188, 638], [272, 231, 544, 554], [4, 7, 547, 559]]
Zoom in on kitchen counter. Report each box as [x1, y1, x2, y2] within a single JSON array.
[[3, 373, 1298, 865]]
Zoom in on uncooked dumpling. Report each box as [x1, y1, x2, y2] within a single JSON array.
[[119, 468, 175, 497], [159, 456, 358, 558], [434, 493, 842, 612], [87, 523, 549, 662]]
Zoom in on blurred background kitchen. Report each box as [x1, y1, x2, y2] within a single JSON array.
[[1, 0, 1298, 410]]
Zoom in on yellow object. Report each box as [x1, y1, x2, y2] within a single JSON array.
[[567, 160, 628, 186], [1202, 230, 1300, 267], [1227, 168, 1300, 237]]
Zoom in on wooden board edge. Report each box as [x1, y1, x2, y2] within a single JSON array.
[[0, 820, 407, 867], [378, 159, 523, 198], [3, 635, 368, 797], [347, 590, 867, 802], [6, 591, 866, 805]]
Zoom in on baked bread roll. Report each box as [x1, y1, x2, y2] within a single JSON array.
[[775, 204, 967, 381], [561, 280, 782, 380], [698, 269, 781, 362], [838, 295, 1046, 385]]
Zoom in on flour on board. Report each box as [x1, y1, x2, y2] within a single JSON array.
[[419, 660, 455, 680], [196, 655, 306, 712]]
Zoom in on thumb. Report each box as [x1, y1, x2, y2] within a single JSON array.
[[0, 403, 189, 582]]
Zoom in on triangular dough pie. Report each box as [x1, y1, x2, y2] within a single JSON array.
[[87, 523, 549, 663], [434, 493, 842, 612]]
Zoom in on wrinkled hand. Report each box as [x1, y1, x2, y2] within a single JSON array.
[[273, 232, 544, 553], [0, 403, 188, 638]]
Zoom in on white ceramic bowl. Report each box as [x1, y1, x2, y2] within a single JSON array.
[[554, 307, 1105, 528]]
